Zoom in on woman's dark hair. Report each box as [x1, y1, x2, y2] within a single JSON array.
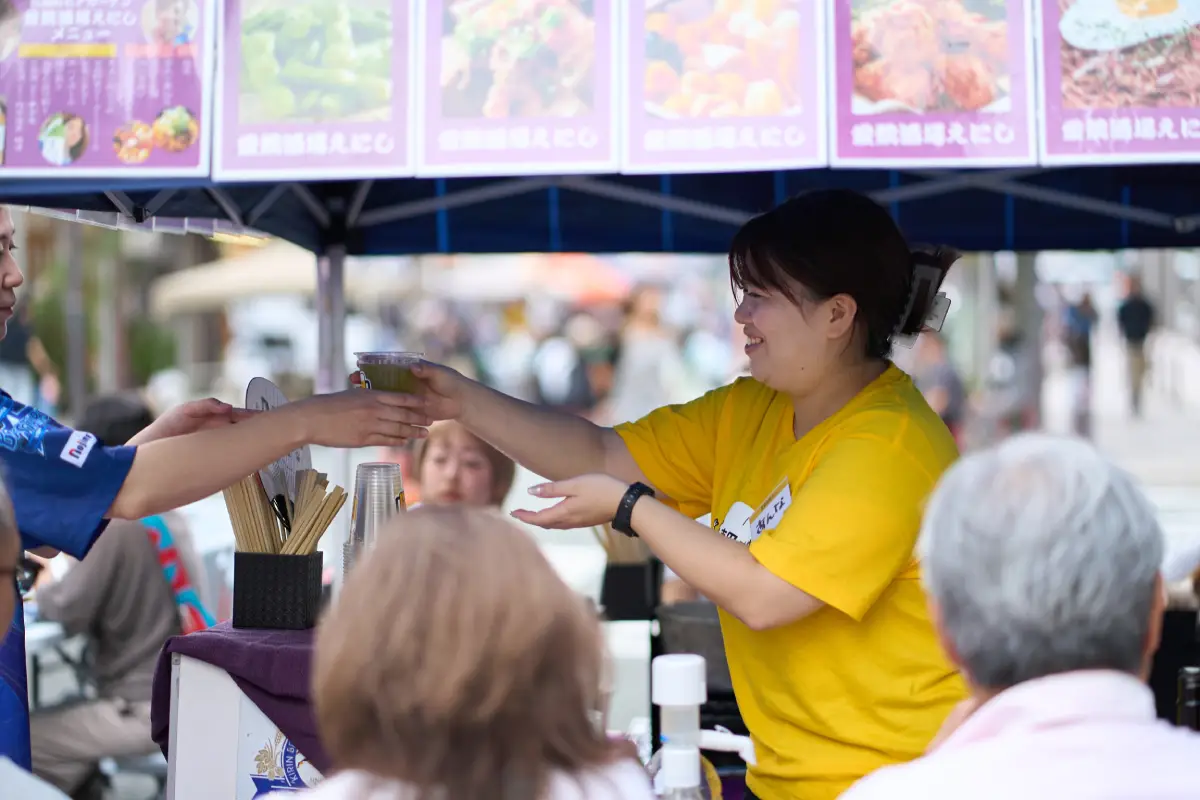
[[729, 189, 959, 360], [63, 114, 89, 162], [77, 394, 155, 447]]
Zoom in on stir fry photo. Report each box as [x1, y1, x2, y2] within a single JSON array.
[[439, 0, 597, 119]]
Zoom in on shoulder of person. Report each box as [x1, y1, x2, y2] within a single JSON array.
[[838, 760, 931, 800], [0, 393, 63, 445], [817, 411, 956, 484], [103, 518, 162, 549], [850, 370, 953, 430], [545, 758, 655, 800], [715, 375, 778, 409]]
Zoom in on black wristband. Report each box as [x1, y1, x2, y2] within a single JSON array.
[[612, 482, 655, 538]]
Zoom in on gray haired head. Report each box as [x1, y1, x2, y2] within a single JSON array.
[[919, 433, 1164, 690]]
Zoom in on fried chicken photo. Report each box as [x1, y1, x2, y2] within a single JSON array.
[[850, 0, 1010, 113]]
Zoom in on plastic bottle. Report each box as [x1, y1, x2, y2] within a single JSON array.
[[649, 653, 757, 798], [659, 746, 706, 800], [653, 653, 706, 749], [648, 726, 757, 797]]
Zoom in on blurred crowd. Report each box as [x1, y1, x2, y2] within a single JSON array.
[[376, 281, 741, 429]]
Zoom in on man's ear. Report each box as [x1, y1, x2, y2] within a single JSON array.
[[1148, 572, 1166, 657]]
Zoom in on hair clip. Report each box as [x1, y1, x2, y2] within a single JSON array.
[[892, 261, 951, 349]]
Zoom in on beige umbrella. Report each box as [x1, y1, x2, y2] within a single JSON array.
[[149, 241, 417, 319]]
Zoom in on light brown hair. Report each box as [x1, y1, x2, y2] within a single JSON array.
[[412, 420, 517, 505], [314, 506, 614, 800]]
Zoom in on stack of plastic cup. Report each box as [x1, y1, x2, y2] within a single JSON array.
[[343, 462, 406, 579]]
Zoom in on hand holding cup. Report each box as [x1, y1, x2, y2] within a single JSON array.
[[348, 354, 466, 423]]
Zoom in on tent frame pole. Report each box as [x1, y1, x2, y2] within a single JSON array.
[[315, 245, 346, 396]]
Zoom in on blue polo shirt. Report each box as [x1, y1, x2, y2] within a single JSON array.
[[0, 393, 135, 769]]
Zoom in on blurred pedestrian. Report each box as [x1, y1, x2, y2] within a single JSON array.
[[1063, 292, 1097, 438], [912, 332, 967, 447], [1117, 276, 1155, 417]]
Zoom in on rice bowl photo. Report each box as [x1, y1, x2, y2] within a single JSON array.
[[152, 105, 199, 152]]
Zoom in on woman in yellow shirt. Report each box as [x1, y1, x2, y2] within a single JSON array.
[[386, 189, 968, 799]]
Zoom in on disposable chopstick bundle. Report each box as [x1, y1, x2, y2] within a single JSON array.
[[223, 468, 344, 557], [223, 474, 281, 555], [281, 485, 346, 556]]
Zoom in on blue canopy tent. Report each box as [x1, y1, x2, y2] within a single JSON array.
[[4, 164, 1200, 254], [4, 163, 1200, 388]]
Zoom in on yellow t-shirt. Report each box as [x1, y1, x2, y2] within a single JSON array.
[[615, 365, 967, 800]]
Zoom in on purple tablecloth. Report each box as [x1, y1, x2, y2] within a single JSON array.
[[722, 777, 745, 799], [149, 622, 330, 773]]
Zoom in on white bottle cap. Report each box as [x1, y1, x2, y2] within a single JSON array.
[[660, 746, 701, 790], [652, 654, 707, 706]]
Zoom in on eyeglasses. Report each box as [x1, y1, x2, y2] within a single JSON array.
[[0, 556, 42, 598]]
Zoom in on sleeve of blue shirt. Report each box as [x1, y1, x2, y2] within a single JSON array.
[[0, 397, 136, 559]]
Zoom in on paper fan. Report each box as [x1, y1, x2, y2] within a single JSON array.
[[246, 377, 313, 532]]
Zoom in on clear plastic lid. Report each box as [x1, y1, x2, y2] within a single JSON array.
[[354, 351, 423, 365]]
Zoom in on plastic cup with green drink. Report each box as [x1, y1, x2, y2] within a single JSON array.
[[354, 352, 423, 394]]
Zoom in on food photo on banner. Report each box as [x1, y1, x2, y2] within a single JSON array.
[[1037, 0, 1200, 164], [414, 0, 619, 177], [0, 0, 213, 177], [620, 0, 826, 174], [830, 0, 1037, 166], [212, 0, 415, 181]]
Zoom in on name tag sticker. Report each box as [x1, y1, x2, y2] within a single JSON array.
[[747, 479, 792, 543], [60, 430, 96, 468]]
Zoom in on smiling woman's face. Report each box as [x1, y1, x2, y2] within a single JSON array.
[[733, 281, 854, 397]]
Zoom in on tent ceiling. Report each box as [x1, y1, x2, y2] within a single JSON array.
[[5, 165, 1200, 256]]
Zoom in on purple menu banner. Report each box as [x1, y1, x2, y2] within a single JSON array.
[[415, 0, 619, 178], [831, 0, 1037, 167], [0, 0, 213, 177], [1038, 0, 1200, 165], [621, 0, 826, 174], [213, 0, 414, 181]]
